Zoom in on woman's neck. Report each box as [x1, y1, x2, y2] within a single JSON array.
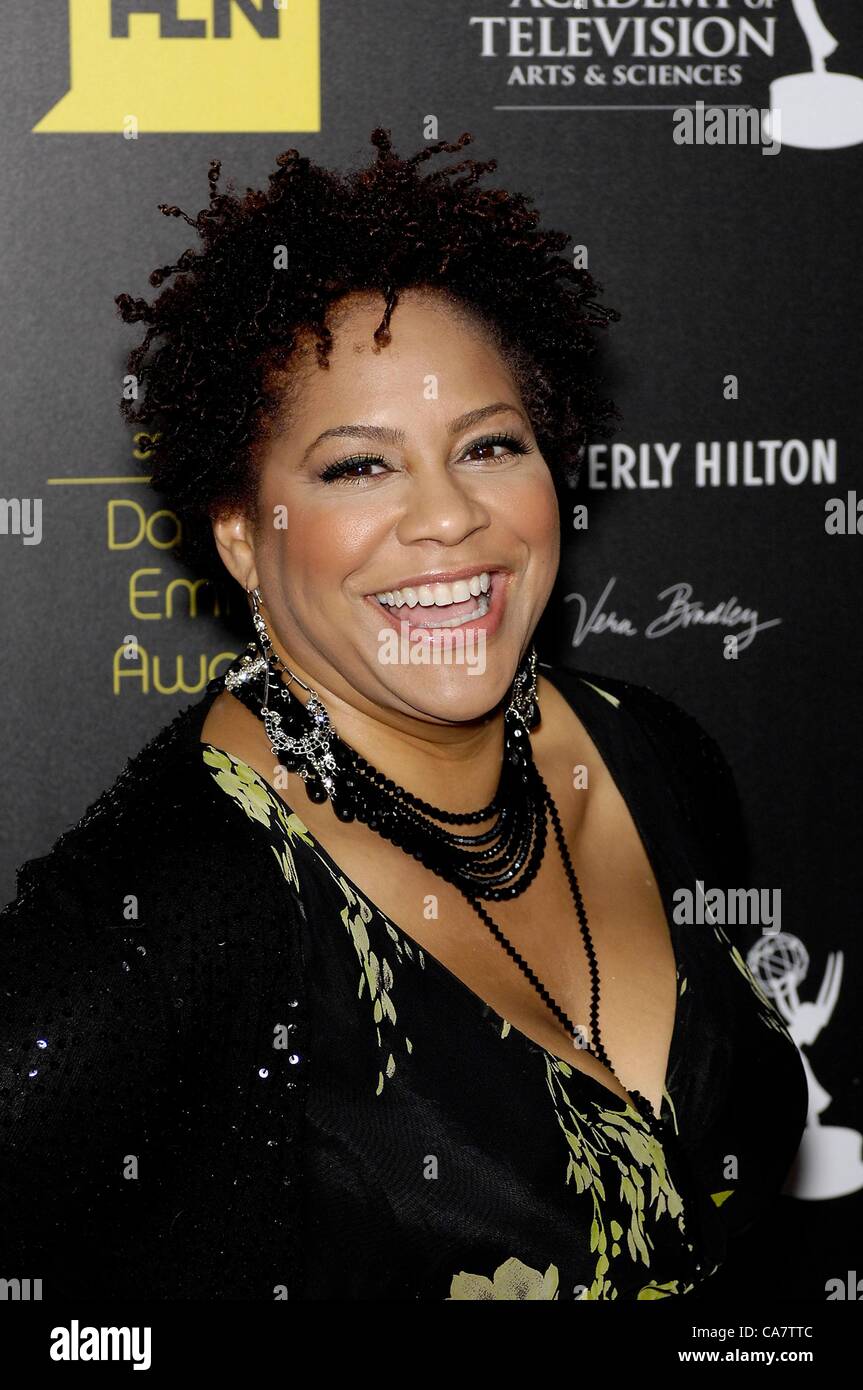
[[264, 650, 510, 815]]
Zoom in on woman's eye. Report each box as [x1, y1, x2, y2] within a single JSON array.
[[318, 432, 531, 485], [462, 432, 531, 462], [318, 456, 389, 485]]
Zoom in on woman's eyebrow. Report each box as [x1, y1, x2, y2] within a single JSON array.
[[300, 402, 527, 462]]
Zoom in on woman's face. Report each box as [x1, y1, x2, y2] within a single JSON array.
[[215, 288, 560, 725]]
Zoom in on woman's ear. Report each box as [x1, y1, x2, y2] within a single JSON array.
[[211, 510, 259, 593]]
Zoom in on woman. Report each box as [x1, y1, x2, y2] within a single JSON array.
[[0, 130, 807, 1302]]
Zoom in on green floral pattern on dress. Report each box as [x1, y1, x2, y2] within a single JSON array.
[[324, 866, 424, 1096], [203, 745, 420, 1096], [579, 679, 621, 709], [203, 741, 716, 1302], [448, 1256, 561, 1300], [709, 920, 793, 1040], [202, 746, 314, 891], [542, 1053, 697, 1300], [446, 1253, 702, 1302]]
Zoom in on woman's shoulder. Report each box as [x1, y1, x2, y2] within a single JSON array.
[[0, 682, 307, 1054], [539, 659, 749, 882], [540, 660, 727, 761], [2, 687, 230, 917]]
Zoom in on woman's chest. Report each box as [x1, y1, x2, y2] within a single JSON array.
[[296, 851, 706, 1302], [299, 778, 680, 1116]]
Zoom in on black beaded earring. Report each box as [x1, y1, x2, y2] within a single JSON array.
[[225, 584, 541, 814]]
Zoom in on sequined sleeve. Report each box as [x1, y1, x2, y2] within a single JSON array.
[[0, 710, 311, 1299]]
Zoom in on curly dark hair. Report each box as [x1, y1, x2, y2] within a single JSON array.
[[115, 128, 620, 583]]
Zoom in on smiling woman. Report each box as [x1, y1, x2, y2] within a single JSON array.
[[0, 128, 807, 1303], [205, 287, 563, 733]]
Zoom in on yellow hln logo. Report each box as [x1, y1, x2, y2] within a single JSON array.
[[34, 0, 320, 134]]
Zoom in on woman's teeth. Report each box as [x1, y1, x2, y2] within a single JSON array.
[[373, 571, 493, 628], [403, 592, 491, 628], [374, 571, 491, 609]]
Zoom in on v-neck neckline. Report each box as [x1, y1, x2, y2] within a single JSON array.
[[198, 662, 695, 1133], [535, 665, 691, 1123]]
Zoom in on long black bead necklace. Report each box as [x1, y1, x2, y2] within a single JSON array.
[[220, 639, 660, 1127]]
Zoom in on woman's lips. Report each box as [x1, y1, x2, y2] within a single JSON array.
[[365, 572, 510, 639]]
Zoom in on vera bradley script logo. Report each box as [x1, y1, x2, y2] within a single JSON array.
[[564, 578, 782, 654]]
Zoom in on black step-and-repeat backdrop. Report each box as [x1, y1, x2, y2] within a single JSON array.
[[1, 1, 861, 1304]]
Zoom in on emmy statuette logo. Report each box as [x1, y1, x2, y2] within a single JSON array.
[[763, 0, 863, 150], [746, 934, 863, 1200]]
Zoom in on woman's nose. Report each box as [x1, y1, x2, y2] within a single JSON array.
[[394, 465, 491, 547]]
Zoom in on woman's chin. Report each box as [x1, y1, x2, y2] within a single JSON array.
[[373, 660, 517, 724]]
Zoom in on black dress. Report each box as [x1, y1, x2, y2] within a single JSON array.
[[0, 657, 808, 1300], [200, 659, 809, 1301]]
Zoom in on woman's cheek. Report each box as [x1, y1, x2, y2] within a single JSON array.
[[503, 471, 559, 544]]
